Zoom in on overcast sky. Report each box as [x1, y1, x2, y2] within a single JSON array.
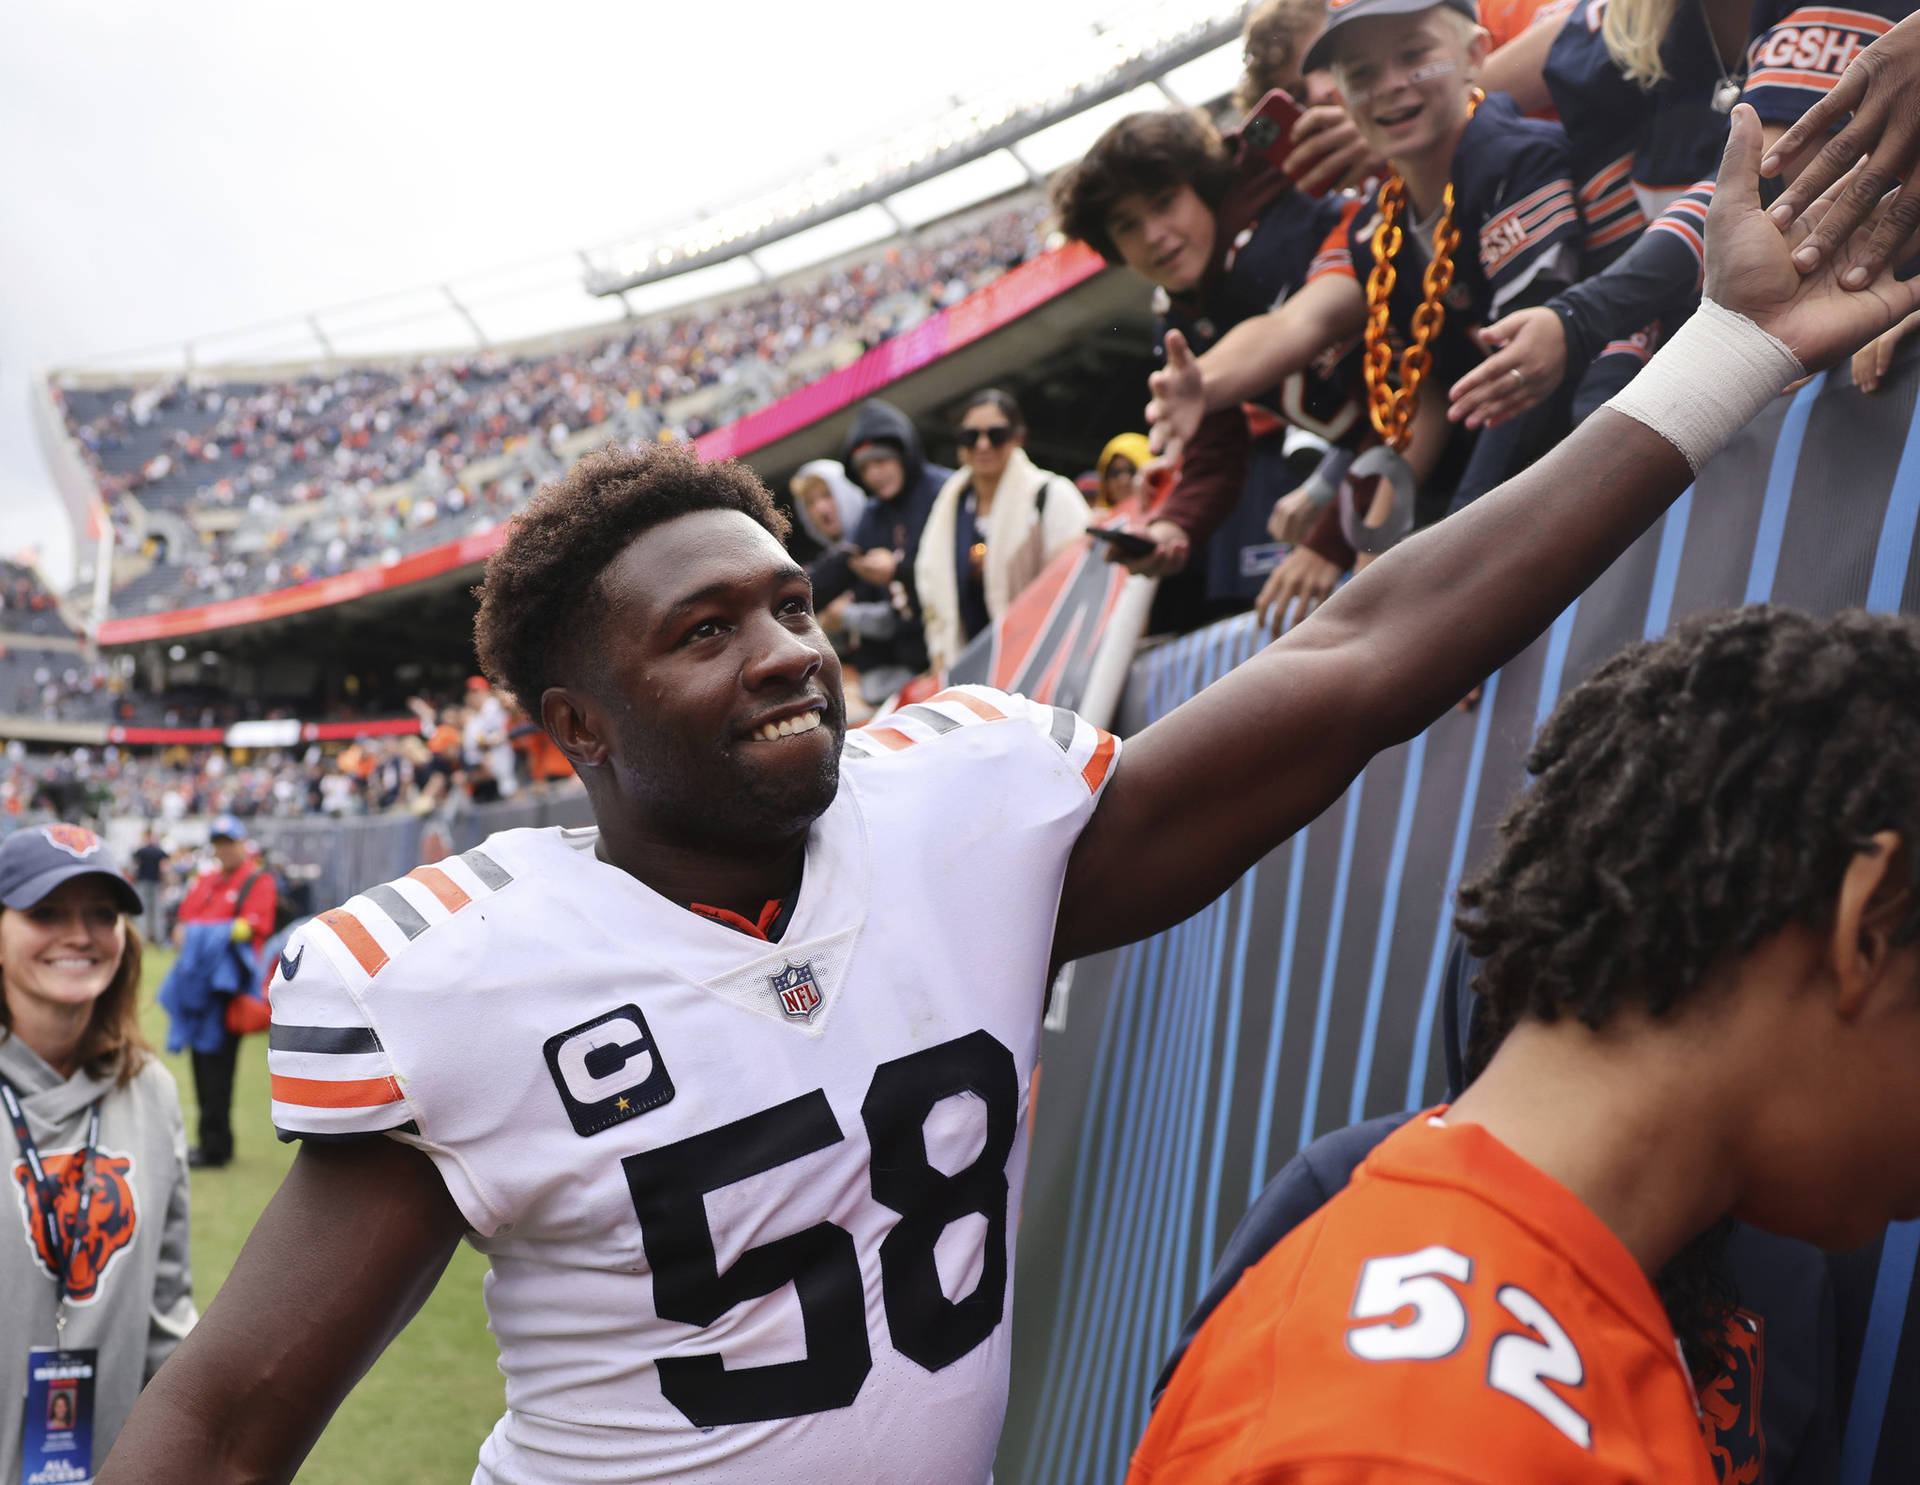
[[2, 0, 1239, 586]]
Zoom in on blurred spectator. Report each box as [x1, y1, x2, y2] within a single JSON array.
[[808, 400, 951, 704], [916, 390, 1090, 672], [129, 828, 169, 944], [461, 678, 517, 799], [1094, 433, 1153, 511], [161, 816, 276, 1169]]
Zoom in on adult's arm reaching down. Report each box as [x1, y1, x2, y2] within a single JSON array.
[[1053, 105, 1920, 964]]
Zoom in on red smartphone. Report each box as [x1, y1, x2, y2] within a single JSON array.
[[1242, 88, 1324, 195]]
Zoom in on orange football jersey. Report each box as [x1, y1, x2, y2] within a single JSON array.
[[1129, 1113, 1717, 1484]]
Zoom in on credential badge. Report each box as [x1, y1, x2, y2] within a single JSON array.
[[769, 962, 822, 1023]]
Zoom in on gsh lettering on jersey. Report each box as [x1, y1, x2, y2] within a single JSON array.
[[545, 1005, 675, 1137]]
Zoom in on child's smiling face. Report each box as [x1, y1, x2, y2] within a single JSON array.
[[1331, 9, 1488, 167]]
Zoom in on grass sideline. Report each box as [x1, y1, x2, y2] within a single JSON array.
[[141, 948, 503, 1481]]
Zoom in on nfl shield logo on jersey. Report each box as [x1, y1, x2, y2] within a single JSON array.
[[769, 962, 822, 1023]]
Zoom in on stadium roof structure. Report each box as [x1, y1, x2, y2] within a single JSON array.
[[581, 0, 1251, 295]]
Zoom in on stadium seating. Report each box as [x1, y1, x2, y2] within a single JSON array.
[[54, 204, 1050, 619]]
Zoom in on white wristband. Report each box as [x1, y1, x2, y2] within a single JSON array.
[[1603, 298, 1805, 473]]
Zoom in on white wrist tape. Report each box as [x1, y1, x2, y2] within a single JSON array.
[[1603, 298, 1804, 474]]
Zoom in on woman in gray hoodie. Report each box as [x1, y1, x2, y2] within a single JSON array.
[[0, 824, 195, 1482]]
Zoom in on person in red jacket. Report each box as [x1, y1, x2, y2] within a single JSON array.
[[173, 814, 276, 1168]]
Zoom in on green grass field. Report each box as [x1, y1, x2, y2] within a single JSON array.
[[141, 949, 504, 1481]]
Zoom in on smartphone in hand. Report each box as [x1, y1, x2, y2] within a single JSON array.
[[1086, 526, 1159, 560], [1241, 88, 1323, 195]]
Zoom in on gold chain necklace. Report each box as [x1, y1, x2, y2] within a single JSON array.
[[1362, 87, 1483, 453]]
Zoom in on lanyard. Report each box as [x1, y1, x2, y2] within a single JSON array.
[[0, 1076, 101, 1332]]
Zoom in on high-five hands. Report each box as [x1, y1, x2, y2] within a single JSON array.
[[1763, 11, 1920, 287], [1713, 104, 1920, 367]]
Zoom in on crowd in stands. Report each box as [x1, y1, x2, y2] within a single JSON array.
[[55, 206, 1048, 616], [0, 678, 575, 833]]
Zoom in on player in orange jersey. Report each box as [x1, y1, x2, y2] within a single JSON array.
[[1132, 604, 1920, 1483]]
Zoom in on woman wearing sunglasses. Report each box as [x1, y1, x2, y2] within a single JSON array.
[[915, 389, 1090, 672]]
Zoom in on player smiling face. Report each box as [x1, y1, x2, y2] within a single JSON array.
[[1330, 9, 1487, 169], [589, 508, 847, 850]]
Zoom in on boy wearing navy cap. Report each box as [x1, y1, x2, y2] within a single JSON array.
[[1146, 0, 1589, 576]]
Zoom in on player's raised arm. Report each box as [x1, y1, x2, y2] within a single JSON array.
[[98, 1138, 466, 1484], [1054, 105, 1920, 963]]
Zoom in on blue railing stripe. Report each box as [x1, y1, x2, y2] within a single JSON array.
[[1349, 732, 1430, 1124], [1744, 375, 1826, 604], [1841, 1220, 1920, 1485], [1643, 489, 1695, 640], [1250, 828, 1309, 1197], [1298, 774, 1366, 1151], [1403, 669, 1502, 1109]]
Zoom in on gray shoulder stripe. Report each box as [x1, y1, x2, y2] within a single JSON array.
[[270, 1023, 385, 1055], [897, 704, 962, 736], [1047, 704, 1077, 754], [365, 883, 430, 940], [460, 848, 513, 891]]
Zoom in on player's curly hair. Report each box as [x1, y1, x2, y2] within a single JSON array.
[[473, 442, 789, 714], [1457, 605, 1920, 1041], [1050, 110, 1236, 265]]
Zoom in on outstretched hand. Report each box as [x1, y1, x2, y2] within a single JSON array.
[[1146, 329, 1206, 464], [1762, 11, 1920, 287], [1712, 104, 1920, 370], [1448, 307, 1568, 428]]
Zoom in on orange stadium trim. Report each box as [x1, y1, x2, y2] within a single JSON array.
[[270, 1073, 403, 1110], [319, 908, 390, 977], [406, 865, 472, 914]]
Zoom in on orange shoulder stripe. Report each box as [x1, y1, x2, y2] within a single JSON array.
[[406, 865, 471, 914], [319, 908, 389, 976], [929, 688, 1006, 722], [861, 726, 916, 752], [1081, 731, 1118, 794], [271, 1072, 403, 1109]]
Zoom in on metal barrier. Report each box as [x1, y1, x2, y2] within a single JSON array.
[[997, 356, 1920, 1483]]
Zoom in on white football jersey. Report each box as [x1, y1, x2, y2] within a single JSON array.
[[266, 687, 1119, 1484]]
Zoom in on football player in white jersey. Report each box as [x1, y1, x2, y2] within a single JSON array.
[[101, 105, 1920, 1485]]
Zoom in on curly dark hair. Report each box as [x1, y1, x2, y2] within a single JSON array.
[[1233, 0, 1328, 113], [1457, 606, 1920, 1041], [1050, 110, 1236, 265], [472, 442, 789, 715]]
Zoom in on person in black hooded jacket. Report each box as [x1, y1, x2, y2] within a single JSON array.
[[806, 400, 951, 697]]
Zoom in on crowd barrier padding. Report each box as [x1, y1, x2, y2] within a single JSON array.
[[997, 354, 1920, 1484]]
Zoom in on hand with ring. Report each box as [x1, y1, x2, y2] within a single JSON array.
[[1447, 306, 1569, 429]]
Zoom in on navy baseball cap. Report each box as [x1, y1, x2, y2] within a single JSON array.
[[209, 814, 247, 842], [1305, 0, 1480, 74], [0, 825, 143, 915]]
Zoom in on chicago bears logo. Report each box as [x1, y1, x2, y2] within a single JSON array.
[[1699, 1309, 1764, 1485], [41, 824, 103, 859], [11, 1147, 138, 1304]]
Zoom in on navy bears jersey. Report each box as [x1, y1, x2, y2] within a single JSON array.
[[1549, 0, 1907, 264], [1160, 184, 1367, 446], [1316, 92, 1582, 388]]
